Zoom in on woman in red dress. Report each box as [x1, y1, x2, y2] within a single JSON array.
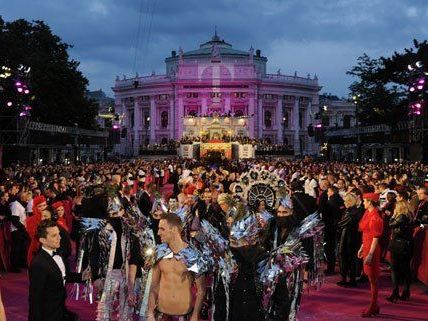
[[358, 193, 383, 317], [25, 195, 47, 266]]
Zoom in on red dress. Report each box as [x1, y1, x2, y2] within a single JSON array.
[[359, 208, 383, 277]]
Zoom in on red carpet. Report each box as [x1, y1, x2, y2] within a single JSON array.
[[1, 268, 427, 321]]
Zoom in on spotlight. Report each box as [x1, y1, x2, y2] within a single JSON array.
[[24, 89, 30, 94], [19, 112, 27, 117], [408, 64, 414, 71], [416, 61, 423, 68], [15, 82, 22, 87], [17, 87, 23, 93], [415, 103, 422, 108], [6, 101, 12, 107], [418, 78, 425, 84], [409, 87, 415, 92], [417, 85, 424, 90]]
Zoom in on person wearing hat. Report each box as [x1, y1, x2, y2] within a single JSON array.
[[358, 193, 383, 317]]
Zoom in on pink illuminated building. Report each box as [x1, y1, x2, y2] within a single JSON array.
[[113, 32, 321, 156]]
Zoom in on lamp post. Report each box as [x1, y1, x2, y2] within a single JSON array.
[[352, 94, 361, 162], [145, 116, 150, 146]]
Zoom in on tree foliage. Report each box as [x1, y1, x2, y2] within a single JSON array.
[[347, 40, 428, 126], [0, 17, 98, 129]]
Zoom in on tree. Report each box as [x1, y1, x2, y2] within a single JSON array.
[[0, 17, 98, 129], [347, 40, 428, 126]]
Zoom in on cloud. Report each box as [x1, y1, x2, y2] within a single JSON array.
[[2, 0, 428, 97]]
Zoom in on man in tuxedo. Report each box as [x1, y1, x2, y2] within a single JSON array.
[[137, 182, 154, 218], [29, 219, 89, 321]]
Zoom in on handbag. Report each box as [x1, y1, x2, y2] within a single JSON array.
[[389, 237, 410, 255]]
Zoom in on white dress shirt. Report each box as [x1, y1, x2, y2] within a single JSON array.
[[10, 200, 27, 232], [42, 247, 66, 284]]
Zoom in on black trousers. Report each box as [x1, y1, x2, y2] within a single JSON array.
[[324, 224, 337, 272], [10, 229, 27, 269], [390, 251, 412, 293]]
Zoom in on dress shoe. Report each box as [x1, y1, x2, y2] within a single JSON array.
[[344, 280, 357, 288], [336, 280, 347, 287], [357, 275, 368, 283], [386, 291, 399, 303]]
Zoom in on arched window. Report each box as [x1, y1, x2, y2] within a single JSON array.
[[343, 115, 351, 128], [161, 111, 168, 128], [264, 110, 272, 128], [188, 110, 198, 116]]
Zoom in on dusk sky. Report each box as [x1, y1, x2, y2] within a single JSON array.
[[3, 0, 428, 97]]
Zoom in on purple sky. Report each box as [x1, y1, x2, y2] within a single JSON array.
[[3, 0, 428, 97]]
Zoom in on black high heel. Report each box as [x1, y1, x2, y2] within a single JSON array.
[[400, 290, 410, 301], [386, 292, 399, 303]]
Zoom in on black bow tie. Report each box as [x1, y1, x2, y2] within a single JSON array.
[[52, 250, 60, 257]]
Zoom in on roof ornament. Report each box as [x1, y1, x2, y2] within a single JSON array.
[[179, 47, 184, 62], [249, 46, 254, 63]]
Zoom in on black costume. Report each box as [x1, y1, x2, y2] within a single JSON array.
[[388, 214, 414, 299], [337, 205, 364, 284]]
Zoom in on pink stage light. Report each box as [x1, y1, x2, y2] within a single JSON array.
[[19, 112, 26, 117], [415, 103, 422, 108], [112, 124, 120, 130], [24, 89, 30, 94], [409, 87, 415, 92], [15, 82, 22, 87], [17, 87, 23, 93], [417, 85, 424, 90], [315, 124, 322, 128], [24, 106, 32, 111], [418, 78, 425, 84], [6, 101, 12, 107]]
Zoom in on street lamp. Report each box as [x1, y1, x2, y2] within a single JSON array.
[[145, 116, 150, 146], [352, 94, 362, 162]]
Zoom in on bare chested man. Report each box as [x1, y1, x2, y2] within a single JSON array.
[[147, 214, 206, 321]]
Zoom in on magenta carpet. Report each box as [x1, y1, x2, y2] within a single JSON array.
[[1, 268, 427, 321]]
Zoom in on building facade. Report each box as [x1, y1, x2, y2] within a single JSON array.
[[113, 33, 322, 156]]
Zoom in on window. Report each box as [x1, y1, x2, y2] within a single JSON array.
[[161, 111, 168, 128], [158, 94, 169, 100], [283, 111, 289, 129], [210, 92, 222, 98], [188, 110, 198, 116], [234, 92, 246, 98], [298, 109, 304, 128], [129, 110, 135, 129], [186, 93, 198, 98], [264, 110, 272, 128], [234, 109, 244, 117], [343, 115, 351, 128]]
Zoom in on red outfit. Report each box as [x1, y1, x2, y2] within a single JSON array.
[[359, 206, 383, 315], [359, 208, 383, 277]]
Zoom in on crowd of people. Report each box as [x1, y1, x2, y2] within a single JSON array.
[[0, 158, 427, 321]]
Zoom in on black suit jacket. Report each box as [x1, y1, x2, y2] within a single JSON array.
[[29, 249, 82, 321], [137, 191, 152, 218]]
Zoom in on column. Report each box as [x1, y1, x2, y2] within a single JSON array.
[[169, 97, 174, 139], [150, 96, 156, 143], [276, 97, 283, 143], [293, 96, 300, 155], [201, 95, 208, 115], [225, 95, 231, 113], [177, 95, 184, 139], [305, 100, 312, 154], [248, 96, 255, 138], [133, 99, 140, 156], [258, 98, 263, 139]]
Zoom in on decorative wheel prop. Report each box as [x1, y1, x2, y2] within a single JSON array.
[[233, 169, 286, 210]]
